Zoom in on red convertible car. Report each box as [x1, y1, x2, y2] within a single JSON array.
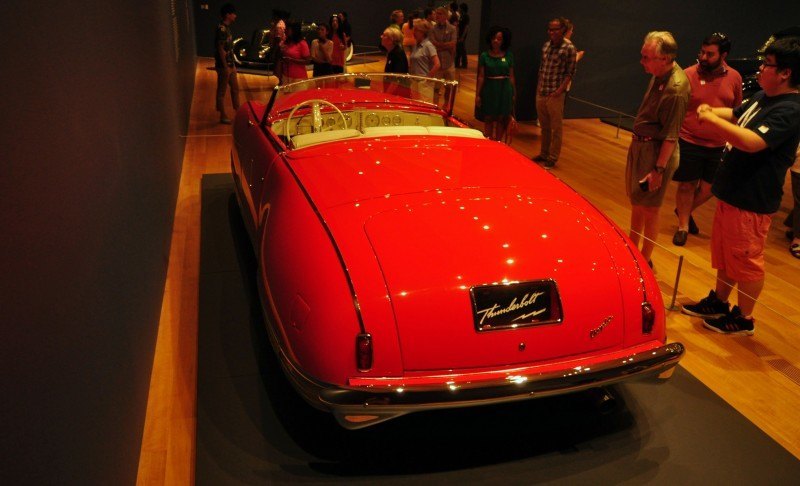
[[231, 74, 684, 429]]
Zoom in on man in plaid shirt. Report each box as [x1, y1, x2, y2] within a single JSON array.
[[533, 18, 577, 168]]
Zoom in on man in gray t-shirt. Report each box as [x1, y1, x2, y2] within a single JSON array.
[[429, 7, 456, 80]]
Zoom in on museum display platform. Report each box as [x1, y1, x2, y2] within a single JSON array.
[[197, 173, 800, 484]]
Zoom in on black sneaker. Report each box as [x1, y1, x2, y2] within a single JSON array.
[[672, 229, 688, 246], [703, 306, 755, 336], [681, 290, 729, 318]]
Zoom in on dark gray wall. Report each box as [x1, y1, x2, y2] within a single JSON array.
[[193, 0, 482, 58], [482, 0, 800, 120], [0, 0, 196, 483]]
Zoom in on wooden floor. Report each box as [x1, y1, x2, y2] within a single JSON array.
[[137, 56, 800, 484]]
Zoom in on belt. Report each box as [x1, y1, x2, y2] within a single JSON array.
[[632, 134, 655, 142], [487, 75, 510, 80]]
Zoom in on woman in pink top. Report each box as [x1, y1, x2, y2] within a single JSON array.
[[402, 12, 417, 59], [281, 22, 310, 85], [329, 14, 350, 74]]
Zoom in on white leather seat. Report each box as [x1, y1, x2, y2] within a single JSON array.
[[425, 126, 485, 138], [362, 126, 429, 137], [362, 125, 486, 139], [292, 129, 362, 149]]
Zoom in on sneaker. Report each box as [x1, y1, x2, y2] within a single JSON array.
[[672, 229, 688, 246], [532, 155, 547, 162], [681, 290, 729, 318], [703, 306, 755, 336], [220, 117, 232, 125]]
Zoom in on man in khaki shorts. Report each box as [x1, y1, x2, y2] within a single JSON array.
[[625, 31, 689, 267]]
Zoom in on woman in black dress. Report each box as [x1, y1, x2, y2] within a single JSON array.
[[380, 27, 410, 97], [381, 28, 408, 73]]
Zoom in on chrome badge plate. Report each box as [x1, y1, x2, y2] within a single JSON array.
[[470, 280, 563, 332]]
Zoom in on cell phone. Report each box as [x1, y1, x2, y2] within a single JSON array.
[[639, 177, 649, 192]]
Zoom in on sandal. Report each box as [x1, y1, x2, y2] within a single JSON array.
[[791, 243, 800, 259]]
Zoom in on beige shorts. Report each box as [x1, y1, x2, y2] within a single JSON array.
[[625, 139, 678, 207]]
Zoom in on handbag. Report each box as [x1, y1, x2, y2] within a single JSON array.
[[504, 115, 518, 145], [474, 104, 484, 122]]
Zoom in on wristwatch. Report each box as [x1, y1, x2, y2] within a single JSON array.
[[653, 166, 666, 174]]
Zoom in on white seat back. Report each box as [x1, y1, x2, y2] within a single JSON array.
[[292, 129, 362, 148]]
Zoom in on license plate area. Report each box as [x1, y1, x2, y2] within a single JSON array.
[[470, 279, 563, 332]]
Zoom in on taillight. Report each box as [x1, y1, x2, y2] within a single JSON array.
[[642, 302, 655, 334], [356, 333, 373, 371]]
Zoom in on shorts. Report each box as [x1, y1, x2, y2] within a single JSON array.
[[438, 65, 456, 81], [710, 200, 772, 282], [672, 139, 723, 183], [625, 139, 678, 207]]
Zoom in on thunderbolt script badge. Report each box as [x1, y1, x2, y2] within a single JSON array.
[[475, 292, 546, 326], [589, 316, 614, 339]]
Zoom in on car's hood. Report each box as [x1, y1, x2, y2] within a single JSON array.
[[287, 138, 630, 371]]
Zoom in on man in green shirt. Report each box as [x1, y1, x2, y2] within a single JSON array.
[[625, 31, 690, 266]]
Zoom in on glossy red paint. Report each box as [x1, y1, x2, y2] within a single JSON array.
[[232, 74, 682, 429]]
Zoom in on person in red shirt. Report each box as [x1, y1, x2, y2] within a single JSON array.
[[671, 33, 742, 246], [280, 22, 311, 86]]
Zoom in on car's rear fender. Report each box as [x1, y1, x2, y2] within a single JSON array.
[[257, 157, 395, 384]]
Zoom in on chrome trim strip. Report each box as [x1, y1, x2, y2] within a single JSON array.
[[274, 338, 684, 429]]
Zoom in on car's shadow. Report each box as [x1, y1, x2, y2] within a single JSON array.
[[219, 191, 641, 477]]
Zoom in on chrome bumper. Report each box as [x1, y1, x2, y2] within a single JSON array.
[[279, 342, 685, 429]]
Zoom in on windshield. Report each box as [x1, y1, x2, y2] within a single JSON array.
[[265, 73, 458, 120]]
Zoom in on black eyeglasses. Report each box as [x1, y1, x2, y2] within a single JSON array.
[[760, 61, 778, 68]]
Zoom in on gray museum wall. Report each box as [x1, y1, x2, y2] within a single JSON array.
[[0, 0, 196, 483], [482, 0, 800, 120], [193, 0, 482, 61]]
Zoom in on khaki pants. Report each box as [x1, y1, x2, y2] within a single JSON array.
[[216, 66, 240, 116], [535, 92, 566, 163], [439, 65, 456, 81]]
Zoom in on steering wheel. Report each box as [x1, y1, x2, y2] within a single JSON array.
[[285, 99, 348, 145]]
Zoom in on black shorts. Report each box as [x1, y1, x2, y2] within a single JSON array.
[[672, 139, 724, 183]]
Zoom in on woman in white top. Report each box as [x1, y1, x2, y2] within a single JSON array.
[[310, 23, 333, 77], [409, 19, 440, 101], [409, 19, 439, 77]]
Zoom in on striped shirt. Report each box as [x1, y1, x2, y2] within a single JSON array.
[[537, 39, 577, 95]]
